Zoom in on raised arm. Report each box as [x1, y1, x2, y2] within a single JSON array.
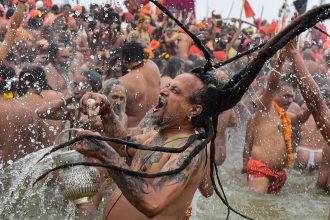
[[254, 55, 285, 111], [0, 1, 26, 61], [37, 95, 74, 120], [285, 42, 330, 144]]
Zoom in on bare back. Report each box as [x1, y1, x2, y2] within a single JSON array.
[[18, 91, 64, 148], [177, 34, 193, 59], [0, 99, 35, 164], [121, 60, 160, 127]]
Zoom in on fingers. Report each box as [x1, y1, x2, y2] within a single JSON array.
[[80, 92, 111, 115]]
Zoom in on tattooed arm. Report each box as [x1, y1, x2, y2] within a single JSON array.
[[77, 139, 206, 218]]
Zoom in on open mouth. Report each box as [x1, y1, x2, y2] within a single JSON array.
[[153, 96, 167, 112]]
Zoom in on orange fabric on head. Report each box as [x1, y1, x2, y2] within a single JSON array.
[[270, 20, 278, 33], [150, 39, 160, 50], [140, 3, 152, 16], [196, 22, 206, 30], [213, 51, 227, 61], [259, 26, 268, 34], [125, 12, 134, 21], [73, 5, 83, 14], [189, 45, 203, 57], [156, 0, 164, 15], [43, 0, 53, 8], [29, 9, 40, 17]]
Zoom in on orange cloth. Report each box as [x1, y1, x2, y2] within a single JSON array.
[[43, 0, 53, 8], [272, 101, 293, 167], [189, 45, 203, 57], [213, 51, 227, 61], [247, 159, 287, 193], [196, 22, 206, 30], [73, 5, 83, 14], [150, 39, 160, 50]]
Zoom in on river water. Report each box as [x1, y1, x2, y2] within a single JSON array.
[[191, 127, 330, 220], [0, 126, 329, 219]]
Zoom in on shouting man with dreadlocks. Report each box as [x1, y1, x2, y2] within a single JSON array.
[[75, 72, 213, 219]]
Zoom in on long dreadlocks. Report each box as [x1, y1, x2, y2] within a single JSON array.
[[35, 2, 330, 219]]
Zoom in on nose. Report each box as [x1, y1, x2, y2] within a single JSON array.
[[160, 87, 170, 96]]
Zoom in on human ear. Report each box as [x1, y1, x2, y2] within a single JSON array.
[[188, 104, 203, 118]]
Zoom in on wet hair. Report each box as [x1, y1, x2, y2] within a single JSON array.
[[0, 64, 16, 93], [102, 78, 125, 97], [122, 42, 145, 63], [52, 15, 68, 31], [5, 8, 15, 20], [28, 17, 41, 30], [41, 25, 54, 42], [88, 19, 97, 31], [17, 66, 52, 96], [61, 4, 71, 11], [153, 58, 165, 73], [162, 57, 184, 79], [45, 43, 59, 64], [51, 5, 60, 14], [81, 70, 102, 92], [321, 88, 330, 99], [97, 4, 120, 28], [58, 31, 72, 46]]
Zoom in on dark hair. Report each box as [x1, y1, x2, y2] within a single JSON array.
[[0, 64, 16, 93], [189, 72, 225, 128], [17, 66, 51, 96], [97, 5, 120, 28], [5, 8, 15, 20], [162, 57, 184, 79], [46, 43, 59, 64], [102, 78, 124, 96], [82, 70, 102, 92], [28, 17, 41, 30], [51, 5, 60, 14], [122, 42, 145, 63], [321, 88, 330, 99], [276, 80, 293, 92]]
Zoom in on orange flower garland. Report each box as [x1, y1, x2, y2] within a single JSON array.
[[272, 101, 293, 167]]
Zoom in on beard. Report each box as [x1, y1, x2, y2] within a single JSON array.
[[150, 110, 178, 130], [112, 104, 125, 119]]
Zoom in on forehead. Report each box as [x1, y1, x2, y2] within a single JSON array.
[[73, 74, 88, 82], [110, 85, 126, 94], [172, 73, 204, 92], [280, 85, 294, 94]]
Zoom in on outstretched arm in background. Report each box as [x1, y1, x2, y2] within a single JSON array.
[[0, 1, 26, 62], [285, 41, 330, 145]]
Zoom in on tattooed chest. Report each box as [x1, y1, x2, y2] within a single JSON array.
[[137, 151, 167, 172]]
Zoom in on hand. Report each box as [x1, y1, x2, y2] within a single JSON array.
[[80, 92, 112, 116], [74, 130, 107, 162], [284, 13, 299, 53]]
